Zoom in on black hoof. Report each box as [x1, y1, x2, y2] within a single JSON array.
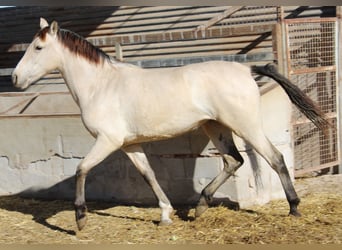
[[75, 204, 88, 231], [289, 198, 301, 217], [289, 210, 301, 217], [76, 216, 88, 231]]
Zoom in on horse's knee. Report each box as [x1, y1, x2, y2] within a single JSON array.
[[222, 154, 243, 174]]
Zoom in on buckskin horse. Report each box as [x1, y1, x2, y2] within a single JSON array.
[[12, 18, 328, 230]]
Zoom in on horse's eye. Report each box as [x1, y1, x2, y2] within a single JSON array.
[[35, 46, 42, 51]]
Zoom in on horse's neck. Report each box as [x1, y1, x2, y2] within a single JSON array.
[[59, 56, 108, 108]]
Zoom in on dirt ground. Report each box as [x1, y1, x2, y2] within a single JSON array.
[[0, 174, 341, 244]]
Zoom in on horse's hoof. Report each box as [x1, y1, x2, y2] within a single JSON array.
[[289, 210, 301, 217], [195, 204, 208, 218], [75, 204, 88, 231], [159, 219, 172, 226], [76, 216, 88, 231]]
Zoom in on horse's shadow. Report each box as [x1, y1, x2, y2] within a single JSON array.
[[0, 130, 245, 235], [0, 184, 240, 235], [0, 194, 76, 235], [0, 173, 118, 235]]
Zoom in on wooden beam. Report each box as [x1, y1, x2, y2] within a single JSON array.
[[0, 68, 13, 76], [194, 6, 244, 31], [91, 24, 274, 47], [294, 161, 340, 177], [4, 24, 274, 54]]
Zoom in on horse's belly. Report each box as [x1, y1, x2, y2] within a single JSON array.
[[125, 115, 208, 144]]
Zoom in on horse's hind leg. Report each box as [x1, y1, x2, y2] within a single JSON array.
[[123, 144, 173, 226], [196, 121, 244, 217], [240, 126, 301, 217]]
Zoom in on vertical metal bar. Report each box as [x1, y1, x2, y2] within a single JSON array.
[[277, 7, 288, 77], [115, 42, 123, 62], [274, 7, 283, 74], [283, 22, 292, 76], [336, 7, 342, 173]]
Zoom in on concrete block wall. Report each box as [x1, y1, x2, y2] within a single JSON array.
[[0, 86, 293, 209]]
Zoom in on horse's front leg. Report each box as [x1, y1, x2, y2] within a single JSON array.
[[123, 144, 173, 225], [74, 135, 120, 231]]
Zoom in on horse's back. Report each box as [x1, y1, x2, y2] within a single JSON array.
[[180, 61, 263, 135], [180, 61, 260, 108]]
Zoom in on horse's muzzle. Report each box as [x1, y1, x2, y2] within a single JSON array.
[[11, 73, 26, 90]]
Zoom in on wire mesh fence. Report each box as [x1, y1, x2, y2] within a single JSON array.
[[285, 18, 339, 175]]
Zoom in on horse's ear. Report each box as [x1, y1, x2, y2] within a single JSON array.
[[49, 21, 59, 36], [40, 17, 49, 29]]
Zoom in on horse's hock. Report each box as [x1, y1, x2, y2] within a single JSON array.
[[0, 84, 292, 209]]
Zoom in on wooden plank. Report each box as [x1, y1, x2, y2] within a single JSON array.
[[0, 91, 70, 97], [89, 24, 274, 46], [124, 48, 273, 62], [85, 20, 210, 37], [290, 66, 336, 75], [284, 17, 337, 24], [122, 40, 272, 58], [0, 113, 81, 119], [294, 160, 340, 177], [194, 6, 244, 31], [121, 39, 273, 59], [81, 9, 226, 27], [291, 112, 337, 126], [1, 7, 227, 32], [2, 24, 274, 54], [0, 7, 225, 29], [131, 52, 274, 68], [0, 68, 13, 76], [122, 34, 272, 49]]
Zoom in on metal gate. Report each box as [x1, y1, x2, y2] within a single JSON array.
[[284, 18, 340, 176]]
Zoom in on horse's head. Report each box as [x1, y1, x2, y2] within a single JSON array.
[[12, 18, 61, 90]]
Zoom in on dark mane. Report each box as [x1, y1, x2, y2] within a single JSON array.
[[36, 27, 110, 64], [58, 29, 110, 64]]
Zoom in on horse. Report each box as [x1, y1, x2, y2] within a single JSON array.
[[12, 18, 328, 231]]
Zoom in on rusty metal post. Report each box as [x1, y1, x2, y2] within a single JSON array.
[[275, 6, 287, 76], [337, 6, 342, 173]]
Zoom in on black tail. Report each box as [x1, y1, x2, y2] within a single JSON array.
[[251, 64, 330, 131]]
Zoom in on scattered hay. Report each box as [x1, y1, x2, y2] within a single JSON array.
[[0, 175, 342, 244]]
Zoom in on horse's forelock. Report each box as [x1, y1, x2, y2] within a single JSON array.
[[34, 27, 49, 41]]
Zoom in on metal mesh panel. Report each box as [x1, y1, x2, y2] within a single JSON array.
[[290, 71, 336, 120], [293, 119, 338, 173], [285, 18, 338, 175], [287, 21, 336, 71]]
